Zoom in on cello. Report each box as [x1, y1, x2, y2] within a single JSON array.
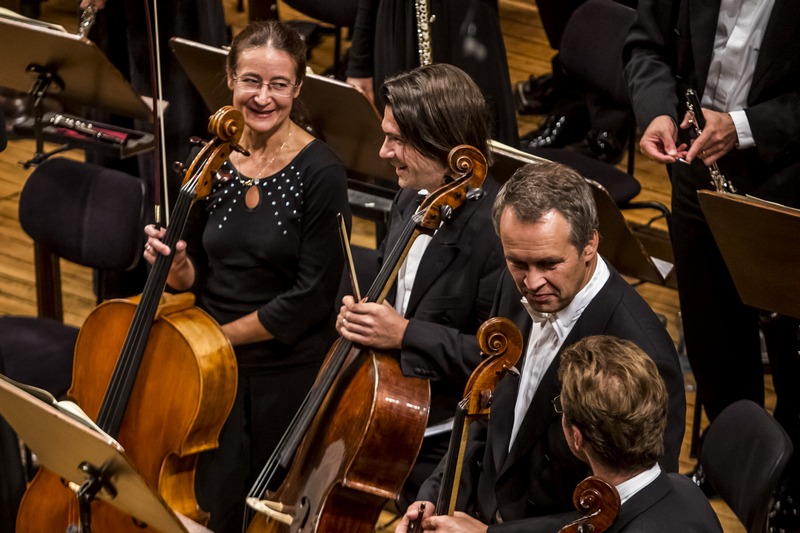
[[432, 317, 523, 518], [16, 106, 244, 532], [411, 320, 620, 533], [243, 144, 488, 533], [406, 316, 522, 532]]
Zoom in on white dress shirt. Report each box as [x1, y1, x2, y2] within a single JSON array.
[[616, 463, 662, 504], [702, 0, 775, 148], [395, 234, 433, 316], [395, 190, 433, 316]]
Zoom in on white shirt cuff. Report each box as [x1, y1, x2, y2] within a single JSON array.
[[730, 109, 754, 149]]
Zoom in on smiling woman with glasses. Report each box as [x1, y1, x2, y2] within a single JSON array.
[[142, 19, 351, 533]]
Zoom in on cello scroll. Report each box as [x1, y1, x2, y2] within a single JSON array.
[[558, 476, 621, 533]]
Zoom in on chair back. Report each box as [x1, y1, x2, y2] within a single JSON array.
[[559, 0, 636, 107], [19, 158, 146, 271], [701, 400, 793, 533]]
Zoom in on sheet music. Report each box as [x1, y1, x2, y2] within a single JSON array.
[[0, 7, 66, 32], [744, 193, 800, 212], [0, 374, 114, 442]]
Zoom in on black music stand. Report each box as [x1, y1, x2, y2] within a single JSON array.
[[488, 140, 669, 285], [0, 16, 153, 167], [169, 37, 397, 244], [698, 191, 800, 320], [0, 375, 210, 533]]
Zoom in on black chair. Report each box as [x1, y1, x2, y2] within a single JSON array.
[[700, 400, 793, 533], [0, 157, 147, 398], [558, 0, 639, 175], [0, 158, 146, 526]]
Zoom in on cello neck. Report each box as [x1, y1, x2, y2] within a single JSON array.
[[95, 184, 198, 438]]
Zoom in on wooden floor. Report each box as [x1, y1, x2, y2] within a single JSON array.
[[1, 0, 778, 531]]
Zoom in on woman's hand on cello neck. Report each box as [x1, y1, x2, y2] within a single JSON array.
[[143, 223, 195, 291]]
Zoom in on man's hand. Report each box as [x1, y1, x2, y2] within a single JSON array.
[[639, 115, 687, 163], [346, 77, 375, 105], [394, 501, 435, 533], [80, 0, 106, 9], [421, 512, 489, 532], [681, 108, 738, 165], [336, 296, 408, 350]]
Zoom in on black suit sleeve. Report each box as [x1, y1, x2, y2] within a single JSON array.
[[623, 0, 681, 130]]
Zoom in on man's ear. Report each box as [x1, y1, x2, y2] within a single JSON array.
[[582, 229, 599, 262], [570, 424, 585, 452]]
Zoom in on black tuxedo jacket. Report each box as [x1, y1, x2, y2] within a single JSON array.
[[624, 0, 800, 204], [418, 265, 686, 526], [380, 177, 505, 425], [521, 472, 722, 532]]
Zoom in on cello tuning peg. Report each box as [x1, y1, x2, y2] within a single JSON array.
[[189, 136, 207, 147], [172, 161, 187, 176], [440, 204, 453, 223], [466, 187, 484, 201], [233, 143, 250, 157]]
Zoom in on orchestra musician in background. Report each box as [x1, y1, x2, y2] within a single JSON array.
[[345, 0, 519, 146], [624, 0, 800, 512], [143, 20, 350, 533], [336, 63, 505, 509], [395, 162, 685, 531], [78, 0, 228, 193]]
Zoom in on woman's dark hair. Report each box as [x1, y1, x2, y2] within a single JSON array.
[[227, 20, 307, 85]]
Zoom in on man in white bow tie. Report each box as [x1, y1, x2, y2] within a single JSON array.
[[396, 161, 686, 532]]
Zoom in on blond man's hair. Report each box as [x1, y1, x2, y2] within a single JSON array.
[[558, 335, 667, 474]]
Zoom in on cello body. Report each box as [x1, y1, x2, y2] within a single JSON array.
[[247, 344, 429, 533], [16, 293, 237, 531]]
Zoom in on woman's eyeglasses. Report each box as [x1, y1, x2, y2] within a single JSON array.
[[233, 76, 297, 97]]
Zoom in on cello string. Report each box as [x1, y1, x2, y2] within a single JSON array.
[[247, 211, 423, 499], [249, 214, 422, 484], [96, 172, 201, 434]]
